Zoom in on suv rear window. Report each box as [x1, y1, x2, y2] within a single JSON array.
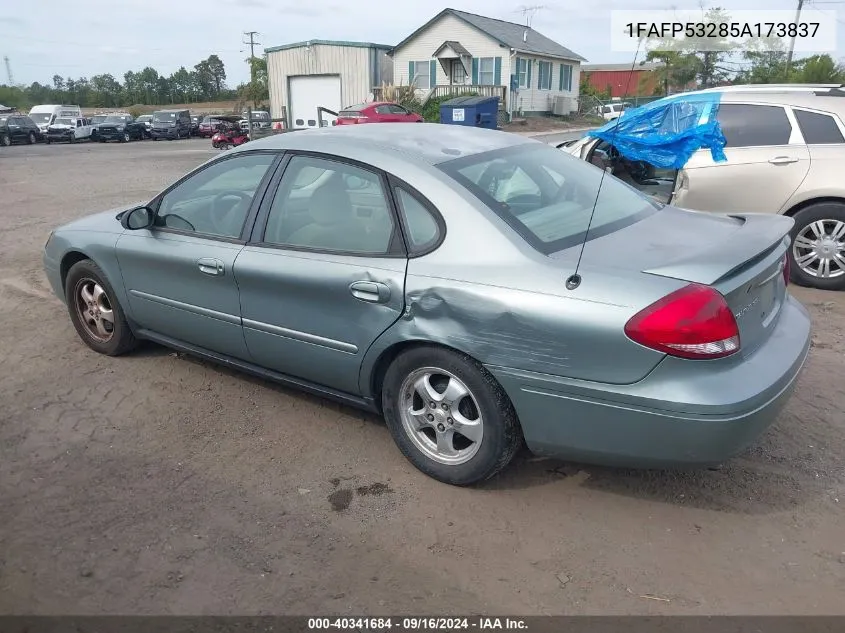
[[439, 143, 658, 254], [717, 104, 792, 147], [794, 109, 845, 144]]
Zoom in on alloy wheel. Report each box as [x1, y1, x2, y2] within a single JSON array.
[[74, 278, 115, 342], [398, 367, 483, 466], [792, 219, 845, 279]]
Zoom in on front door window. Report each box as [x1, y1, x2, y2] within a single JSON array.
[[451, 60, 466, 86]]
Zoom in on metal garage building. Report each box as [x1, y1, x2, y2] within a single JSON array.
[[265, 40, 394, 128]]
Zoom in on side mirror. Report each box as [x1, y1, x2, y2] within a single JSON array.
[[121, 206, 155, 230]]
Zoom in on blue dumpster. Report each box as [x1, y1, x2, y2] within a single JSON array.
[[439, 96, 499, 129]]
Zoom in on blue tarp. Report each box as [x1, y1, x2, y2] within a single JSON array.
[[587, 92, 728, 170]]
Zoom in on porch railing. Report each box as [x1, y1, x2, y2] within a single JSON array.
[[429, 84, 506, 105]]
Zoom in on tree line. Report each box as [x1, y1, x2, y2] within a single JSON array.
[[0, 54, 269, 110], [582, 6, 845, 100]]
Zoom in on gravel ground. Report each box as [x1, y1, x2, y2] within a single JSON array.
[[1, 139, 844, 616]]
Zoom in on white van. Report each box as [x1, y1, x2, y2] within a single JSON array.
[[28, 104, 83, 133]]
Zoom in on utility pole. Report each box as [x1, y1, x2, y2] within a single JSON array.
[[3, 56, 12, 85], [785, 0, 805, 79], [242, 31, 261, 61]]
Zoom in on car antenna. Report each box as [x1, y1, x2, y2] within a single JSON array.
[[565, 43, 642, 291]]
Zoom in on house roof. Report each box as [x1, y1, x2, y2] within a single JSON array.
[[582, 62, 664, 72], [265, 39, 393, 54], [391, 8, 586, 62]]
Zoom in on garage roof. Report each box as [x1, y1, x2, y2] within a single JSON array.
[[265, 40, 393, 54]]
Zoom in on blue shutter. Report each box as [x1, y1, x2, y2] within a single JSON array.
[[559, 64, 564, 91], [471, 58, 479, 84], [408, 61, 415, 86], [494, 57, 501, 85], [430, 59, 437, 88], [526, 59, 532, 88]]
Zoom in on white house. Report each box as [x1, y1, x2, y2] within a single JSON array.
[[265, 40, 393, 128], [389, 8, 586, 116]]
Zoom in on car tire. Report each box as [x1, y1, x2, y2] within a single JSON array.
[[28, 131, 36, 144], [122, 132, 131, 143], [45, 138, 51, 145], [69, 135, 75, 144], [1, 133, 10, 146], [381, 346, 523, 486], [65, 260, 138, 356], [789, 203, 845, 291]]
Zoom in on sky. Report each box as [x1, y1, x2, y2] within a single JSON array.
[[1, 0, 843, 87]]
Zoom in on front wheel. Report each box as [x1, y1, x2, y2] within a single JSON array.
[[68, 134, 75, 144], [1, 133, 11, 146], [65, 260, 138, 356], [789, 203, 845, 291], [122, 132, 131, 142], [382, 346, 522, 486], [28, 132, 36, 144]]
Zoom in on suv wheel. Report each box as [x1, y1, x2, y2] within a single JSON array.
[[0, 133, 10, 146], [28, 132, 36, 144], [789, 202, 845, 291]]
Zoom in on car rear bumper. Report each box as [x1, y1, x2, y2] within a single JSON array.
[[487, 294, 811, 468]]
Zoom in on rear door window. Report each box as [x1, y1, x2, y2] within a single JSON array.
[[794, 109, 845, 144], [717, 104, 792, 147]]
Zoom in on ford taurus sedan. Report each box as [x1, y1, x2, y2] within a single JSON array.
[[43, 124, 811, 485]]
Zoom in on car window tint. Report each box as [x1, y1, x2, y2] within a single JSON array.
[[395, 187, 439, 253], [375, 105, 391, 114], [717, 104, 791, 147], [155, 153, 275, 238], [794, 109, 845, 144], [263, 155, 395, 255], [389, 105, 409, 114]]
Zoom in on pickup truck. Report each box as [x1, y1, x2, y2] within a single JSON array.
[[45, 117, 93, 143]]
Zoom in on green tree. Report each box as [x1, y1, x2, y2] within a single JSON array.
[[737, 37, 787, 83], [206, 54, 227, 94], [794, 54, 845, 83], [241, 55, 269, 107]]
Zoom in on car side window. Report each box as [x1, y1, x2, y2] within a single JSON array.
[[395, 187, 440, 254], [155, 153, 276, 239], [717, 104, 792, 147], [794, 109, 845, 145], [389, 105, 409, 115], [262, 155, 396, 255], [375, 105, 391, 114]]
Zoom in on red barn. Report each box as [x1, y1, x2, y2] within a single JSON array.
[[582, 62, 662, 97]]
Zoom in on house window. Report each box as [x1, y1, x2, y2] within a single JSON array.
[[412, 61, 431, 89], [516, 58, 529, 88], [538, 61, 552, 90], [560, 64, 572, 91], [478, 57, 495, 86]]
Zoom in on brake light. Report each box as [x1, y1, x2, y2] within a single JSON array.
[[782, 254, 790, 287], [624, 284, 740, 360]]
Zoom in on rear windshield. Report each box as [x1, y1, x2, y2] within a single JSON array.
[[153, 112, 176, 121], [439, 143, 659, 254], [340, 104, 367, 115]]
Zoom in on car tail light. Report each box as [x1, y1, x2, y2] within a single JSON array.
[[624, 284, 740, 360], [782, 254, 790, 287]]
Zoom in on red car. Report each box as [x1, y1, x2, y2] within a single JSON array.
[[335, 101, 423, 125], [198, 116, 224, 137]]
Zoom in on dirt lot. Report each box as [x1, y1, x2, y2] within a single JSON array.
[[1, 139, 844, 616]]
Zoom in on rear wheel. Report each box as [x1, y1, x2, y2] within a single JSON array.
[[382, 346, 522, 486], [789, 203, 845, 291], [65, 260, 138, 356]]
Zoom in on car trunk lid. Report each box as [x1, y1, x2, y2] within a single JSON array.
[[570, 207, 793, 355]]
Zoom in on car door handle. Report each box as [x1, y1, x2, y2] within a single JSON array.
[[769, 156, 799, 165], [197, 258, 225, 276], [349, 281, 391, 303]]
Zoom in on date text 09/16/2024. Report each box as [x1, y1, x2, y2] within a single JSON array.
[[307, 617, 528, 630]]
